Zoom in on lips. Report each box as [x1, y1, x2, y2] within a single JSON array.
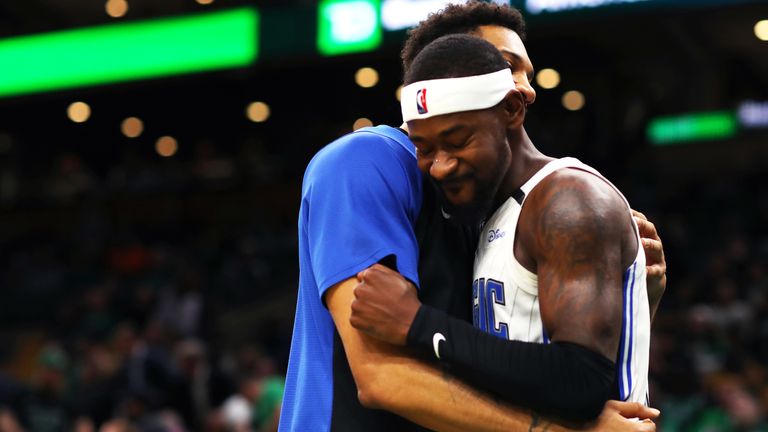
[[439, 177, 469, 201], [442, 182, 463, 195]]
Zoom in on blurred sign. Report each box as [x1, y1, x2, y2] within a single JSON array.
[[382, 0, 510, 31], [647, 111, 737, 145], [738, 101, 768, 128], [0, 8, 258, 99], [317, 0, 382, 56], [382, 0, 455, 31], [525, 0, 650, 14]]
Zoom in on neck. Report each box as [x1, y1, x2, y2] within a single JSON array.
[[492, 127, 552, 212]]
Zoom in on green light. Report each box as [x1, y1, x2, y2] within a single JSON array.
[[647, 111, 737, 145], [0, 8, 259, 98], [317, 0, 381, 56]]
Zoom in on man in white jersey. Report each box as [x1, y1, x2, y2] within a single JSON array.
[[349, 33, 650, 422]]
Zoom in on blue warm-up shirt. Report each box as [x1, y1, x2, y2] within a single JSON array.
[[279, 125, 423, 431]]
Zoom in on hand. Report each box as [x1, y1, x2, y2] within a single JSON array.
[[350, 263, 422, 345], [632, 210, 667, 311], [585, 400, 659, 431]]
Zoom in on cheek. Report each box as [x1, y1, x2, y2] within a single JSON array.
[[482, 136, 511, 181], [417, 157, 431, 173]]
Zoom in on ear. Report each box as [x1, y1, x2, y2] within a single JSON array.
[[502, 89, 526, 129]]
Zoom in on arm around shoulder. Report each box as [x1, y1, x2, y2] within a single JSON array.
[[326, 276, 567, 432]]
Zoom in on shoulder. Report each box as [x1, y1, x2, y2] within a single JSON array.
[[532, 168, 627, 221], [524, 168, 629, 252], [302, 126, 422, 210], [307, 126, 415, 176]]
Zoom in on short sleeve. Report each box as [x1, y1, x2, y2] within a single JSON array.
[[301, 130, 422, 299]]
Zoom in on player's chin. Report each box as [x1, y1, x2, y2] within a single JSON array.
[[442, 190, 472, 211], [440, 181, 474, 205], [443, 195, 487, 223]]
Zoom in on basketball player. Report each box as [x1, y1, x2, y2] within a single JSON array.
[[397, 2, 666, 320], [350, 33, 651, 422], [279, 3, 664, 431]]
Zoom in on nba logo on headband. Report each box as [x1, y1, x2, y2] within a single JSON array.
[[401, 69, 515, 122], [416, 89, 428, 114]]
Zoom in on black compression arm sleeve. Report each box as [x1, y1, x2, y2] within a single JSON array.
[[407, 305, 615, 422]]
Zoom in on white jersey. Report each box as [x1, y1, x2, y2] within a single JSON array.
[[472, 157, 650, 404]]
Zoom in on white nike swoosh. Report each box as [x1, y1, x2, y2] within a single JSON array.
[[432, 333, 446, 360]]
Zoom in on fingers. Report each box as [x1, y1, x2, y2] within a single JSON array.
[[605, 400, 661, 420], [646, 265, 666, 278], [642, 238, 666, 278], [357, 263, 384, 280], [350, 297, 366, 332], [635, 216, 666, 282], [359, 264, 406, 287], [636, 420, 656, 432], [354, 265, 397, 301], [357, 268, 368, 282], [641, 237, 663, 254], [639, 406, 661, 420], [642, 238, 664, 262], [350, 299, 362, 329], [635, 217, 659, 241], [631, 209, 647, 221], [349, 291, 375, 331], [352, 281, 362, 299]]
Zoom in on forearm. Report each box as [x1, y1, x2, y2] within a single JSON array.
[[407, 305, 614, 421], [329, 277, 566, 432], [361, 347, 567, 432]]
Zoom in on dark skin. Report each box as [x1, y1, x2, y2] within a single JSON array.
[[517, 168, 635, 360], [351, 90, 635, 366]]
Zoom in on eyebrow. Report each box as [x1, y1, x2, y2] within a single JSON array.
[[439, 124, 467, 138], [501, 49, 535, 81], [409, 124, 467, 143]]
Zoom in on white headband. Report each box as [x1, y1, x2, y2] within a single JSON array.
[[400, 68, 515, 122]]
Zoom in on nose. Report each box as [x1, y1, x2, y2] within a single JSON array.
[[514, 73, 537, 105], [523, 84, 537, 105], [429, 151, 458, 181]]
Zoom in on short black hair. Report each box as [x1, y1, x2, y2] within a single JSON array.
[[401, 1, 526, 73], [404, 34, 508, 85]]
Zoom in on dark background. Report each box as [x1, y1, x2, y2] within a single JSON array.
[[1, 0, 767, 430]]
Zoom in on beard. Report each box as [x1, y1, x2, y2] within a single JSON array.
[[429, 176, 496, 225]]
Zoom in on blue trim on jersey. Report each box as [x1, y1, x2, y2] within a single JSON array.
[[617, 262, 638, 401], [627, 262, 637, 397], [617, 265, 629, 400], [280, 125, 422, 431]]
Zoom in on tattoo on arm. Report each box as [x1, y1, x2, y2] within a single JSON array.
[[529, 171, 627, 360], [536, 186, 611, 325]]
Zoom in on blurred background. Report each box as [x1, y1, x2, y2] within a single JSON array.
[[0, 0, 767, 431]]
